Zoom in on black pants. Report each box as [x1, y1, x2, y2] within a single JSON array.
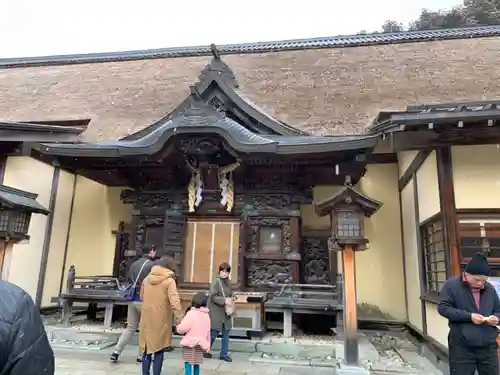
[[449, 341, 498, 375]]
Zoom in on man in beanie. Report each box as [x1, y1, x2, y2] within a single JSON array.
[[438, 252, 500, 375]]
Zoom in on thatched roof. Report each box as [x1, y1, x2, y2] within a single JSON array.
[[2, 27, 500, 141]]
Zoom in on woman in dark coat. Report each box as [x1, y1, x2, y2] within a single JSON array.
[[205, 262, 234, 362]]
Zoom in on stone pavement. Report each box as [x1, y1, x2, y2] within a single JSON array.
[[48, 323, 444, 375], [54, 343, 444, 375], [54, 347, 335, 375]]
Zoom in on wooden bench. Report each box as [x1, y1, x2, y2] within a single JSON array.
[[52, 265, 129, 328]]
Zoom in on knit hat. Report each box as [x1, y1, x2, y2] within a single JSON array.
[[465, 252, 490, 276]]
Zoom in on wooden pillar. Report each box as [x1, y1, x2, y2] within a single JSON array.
[[436, 147, 461, 276], [342, 245, 359, 365], [112, 221, 125, 278], [36, 165, 60, 308]]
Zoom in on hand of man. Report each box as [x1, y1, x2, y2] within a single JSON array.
[[471, 313, 486, 325], [225, 298, 233, 305], [486, 315, 499, 326]]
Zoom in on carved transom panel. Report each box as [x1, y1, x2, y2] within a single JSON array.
[[249, 194, 294, 211], [247, 218, 292, 254], [121, 190, 188, 210], [247, 260, 293, 286], [242, 190, 312, 211]]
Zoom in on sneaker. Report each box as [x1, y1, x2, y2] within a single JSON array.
[[203, 352, 213, 359], [110, 352, 119, 362], [136, 356, 142, 363], [220, 356, 232, 362]]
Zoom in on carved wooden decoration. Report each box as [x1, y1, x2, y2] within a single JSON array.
[[302, 236, 331, 284], [178, 137, 222, 157], [238, 218, 250, 288], [134, 216, 164, 254], [121, 190, 188, 210], [247, 218, 292, 254], [163, 211, 187, 279], [113, 221, 135, 280], [247, 260, 293, 286], [240, 189, 312, 211]]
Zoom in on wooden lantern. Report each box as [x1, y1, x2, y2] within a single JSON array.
[[0, 185, 49, 243], [315, 180, 382, 367]]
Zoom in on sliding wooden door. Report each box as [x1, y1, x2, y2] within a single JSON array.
[[183, 220, 239, 284]]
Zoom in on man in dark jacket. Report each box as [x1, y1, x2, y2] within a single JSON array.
[[0, 280, 54, 375], [111, 244, 156, 363], [438, 252, 500, 375]]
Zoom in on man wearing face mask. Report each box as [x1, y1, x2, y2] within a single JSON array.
[[438, 252, 500, 375]]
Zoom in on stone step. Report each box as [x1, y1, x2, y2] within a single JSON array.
[[47, 326, 342, 355], [48, 327, 258, 353], [50, 331, 116, 351], [248, 352, 338, 368]]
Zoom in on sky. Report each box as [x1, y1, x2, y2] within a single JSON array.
[[1, 0, 462, 58]]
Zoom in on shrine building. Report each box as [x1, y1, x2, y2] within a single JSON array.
[[2, 25, 500, 361]]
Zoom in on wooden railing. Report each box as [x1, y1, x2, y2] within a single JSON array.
[[65, 265, 121, 296], [52, 265, 128, 328], [266, 273, 343, 309]]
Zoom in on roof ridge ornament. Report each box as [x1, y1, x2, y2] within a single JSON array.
[[194, 44, 238, 90], [210, 43, 221, 60]]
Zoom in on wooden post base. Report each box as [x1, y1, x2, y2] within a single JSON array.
[[337, 365, 370, 375], [61, 300, 73, 327], [283, 309, 293, 338], [103, 302, 114, 329]]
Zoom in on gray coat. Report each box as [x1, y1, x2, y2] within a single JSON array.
[[126, 256, 154, 295], [207, 277, 233, 331]]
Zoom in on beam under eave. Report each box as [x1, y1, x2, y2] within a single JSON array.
[[398, 151, 431, 191]]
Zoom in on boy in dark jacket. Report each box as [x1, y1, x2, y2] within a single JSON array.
[[438, 252, 500, 375], [0, 280, 54, 375]]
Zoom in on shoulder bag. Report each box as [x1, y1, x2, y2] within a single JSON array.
[[119, 260, 150, 301], [217, 278, 236, 317]]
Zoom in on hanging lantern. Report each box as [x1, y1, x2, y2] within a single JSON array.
[[334, 209, 364, 242], [0, 209, 31, 239], [0, 185, 49, 242], [315, 181, 382, 251]]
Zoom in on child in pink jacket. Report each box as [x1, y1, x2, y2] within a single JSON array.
[[177, 292, 211, 375]]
